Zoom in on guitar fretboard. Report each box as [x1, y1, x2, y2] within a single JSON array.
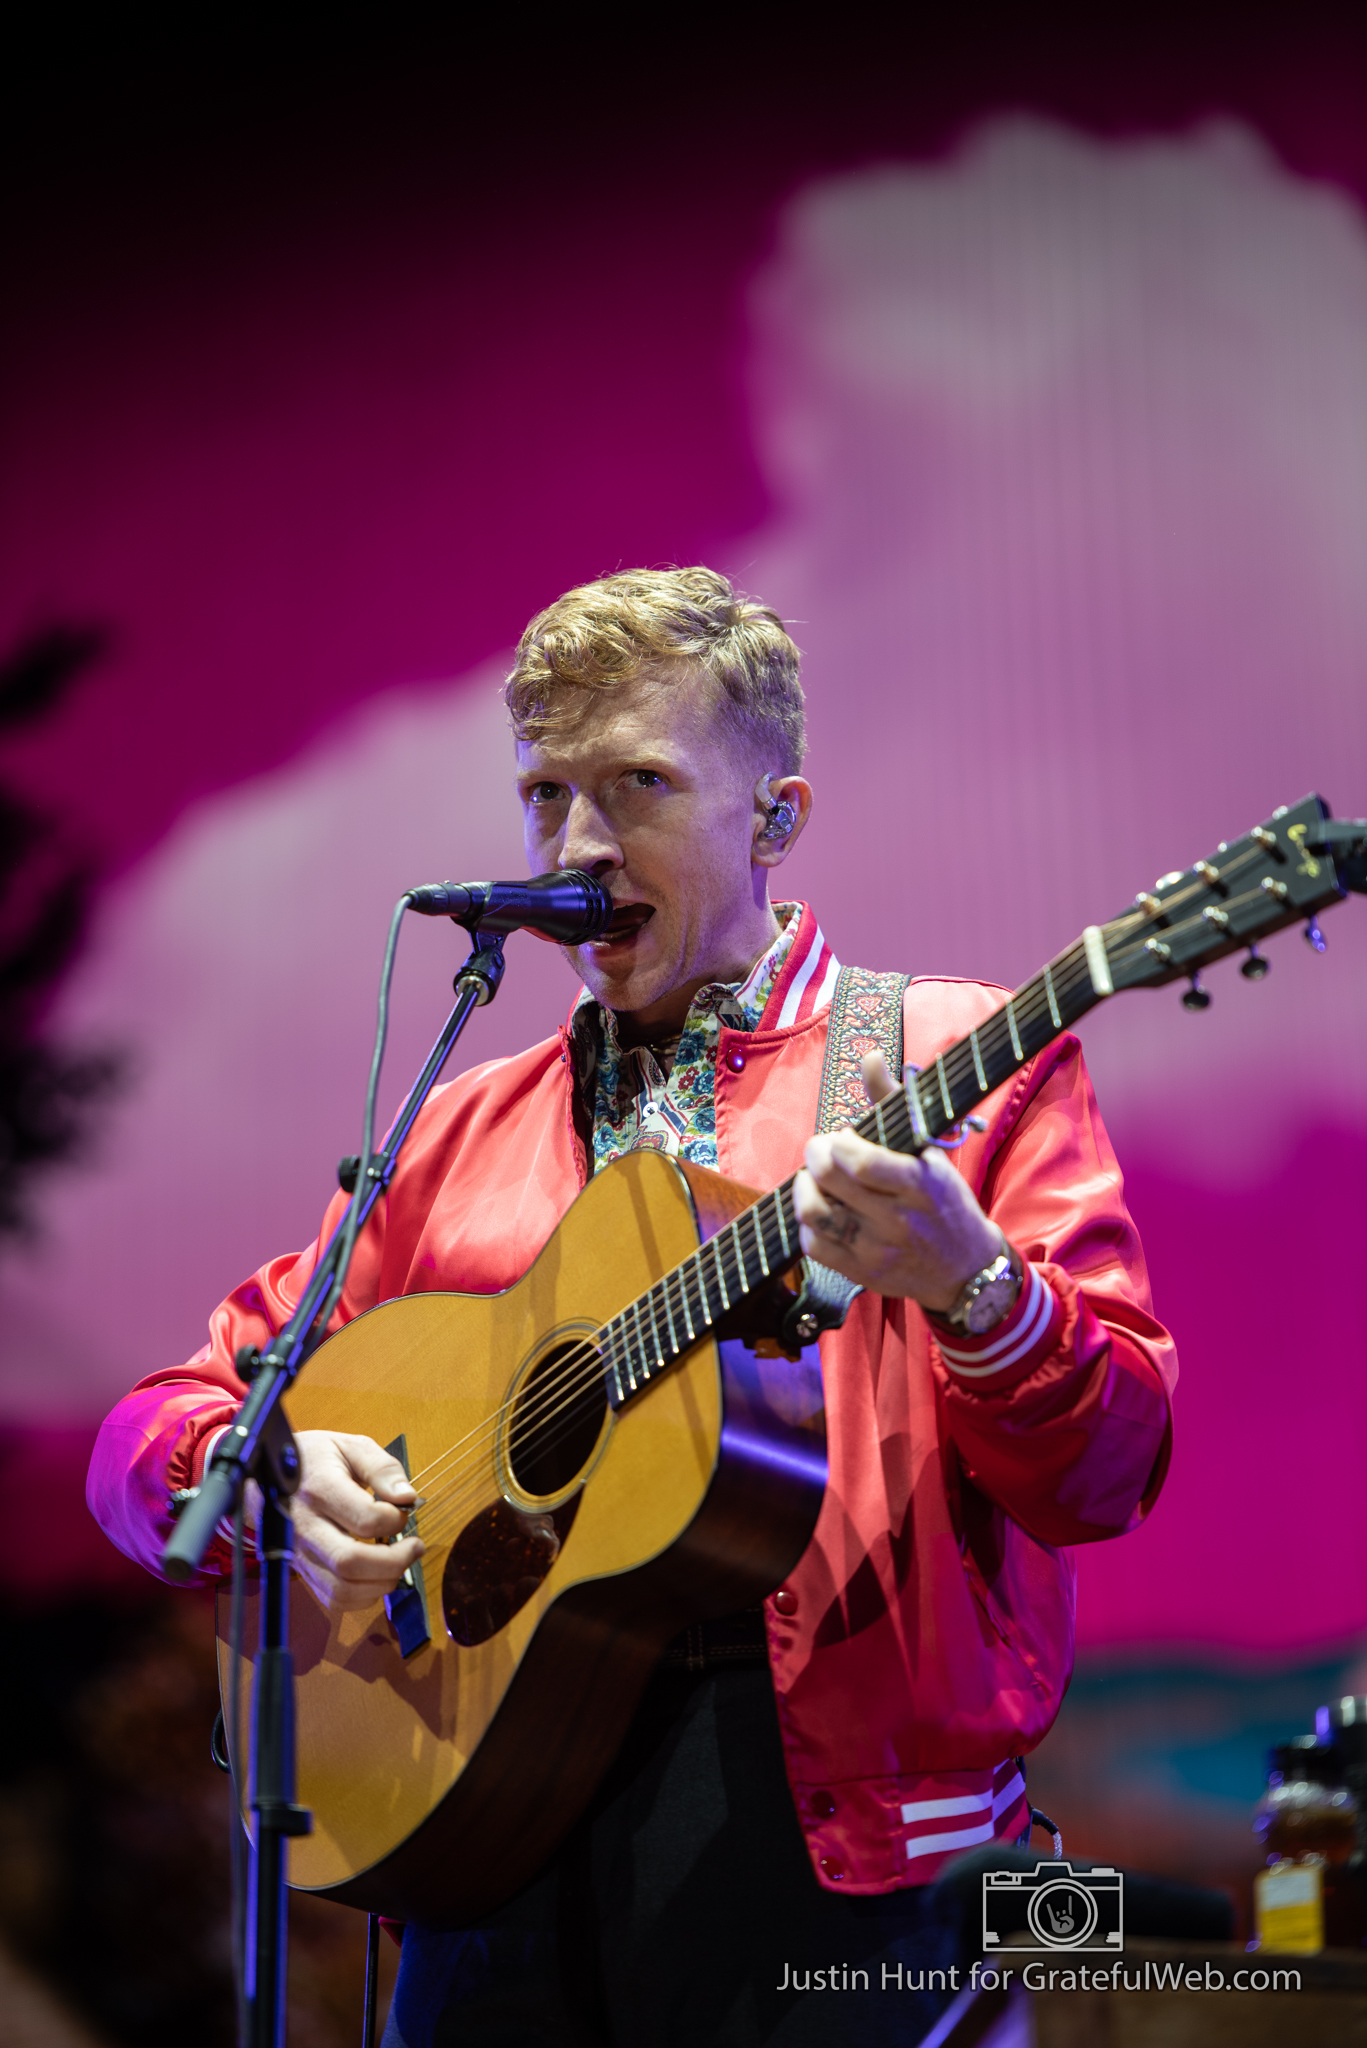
[[596, 932, 1110, 1405]]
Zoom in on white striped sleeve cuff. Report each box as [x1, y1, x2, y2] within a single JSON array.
[[930, 1263, 1062, 1382], [900, 1762, 1029, 1865]]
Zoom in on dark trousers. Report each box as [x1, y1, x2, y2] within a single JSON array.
[[382, 1665, 959, 2048]]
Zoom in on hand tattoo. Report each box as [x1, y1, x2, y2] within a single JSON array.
[[820, 1201, 862, 1250]]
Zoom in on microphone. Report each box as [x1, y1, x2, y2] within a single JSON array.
[[406, 870, 614, 944]]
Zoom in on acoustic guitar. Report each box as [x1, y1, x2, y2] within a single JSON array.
[[217, 792, 1362, 1924]]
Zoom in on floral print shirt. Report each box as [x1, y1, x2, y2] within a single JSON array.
[[570, 904, 803, 1175]]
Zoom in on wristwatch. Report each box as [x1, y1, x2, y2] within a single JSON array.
[[944, 1247, 1022, 1335]]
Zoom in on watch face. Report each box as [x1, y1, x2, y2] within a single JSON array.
[[964, 1272, 1020, 1335]]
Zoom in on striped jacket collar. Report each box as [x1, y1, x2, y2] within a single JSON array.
[[755, 901, 840, 1031]]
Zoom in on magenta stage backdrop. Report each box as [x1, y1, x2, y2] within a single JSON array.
[[2, 103, 1365, 1657]]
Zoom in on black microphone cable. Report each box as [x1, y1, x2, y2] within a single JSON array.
[[315, 892, 411, 1338]]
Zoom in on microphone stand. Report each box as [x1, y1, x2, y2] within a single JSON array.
[[163, 930, 507, 2048]]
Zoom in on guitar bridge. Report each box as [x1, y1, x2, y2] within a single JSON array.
[[383, 1433, 431, 1658]]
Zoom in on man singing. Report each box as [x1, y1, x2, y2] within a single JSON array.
[[89, 567, 1174, 2046]]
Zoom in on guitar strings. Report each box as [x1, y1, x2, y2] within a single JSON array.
[[398, 946, 1105, 1548]]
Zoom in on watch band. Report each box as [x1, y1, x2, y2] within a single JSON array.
[[944, 1243, 1022, 1335]]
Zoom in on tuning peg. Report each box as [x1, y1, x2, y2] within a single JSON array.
[[1304, 917, 1327, 953], [1240, 946, 1270, 981], [1181, 975, 1211, 1011]]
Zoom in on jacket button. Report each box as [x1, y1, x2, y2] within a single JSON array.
[[773, 1589, 798, 1616], [820, 1857, 844, 1881], [811, 1791, 836, 1818], [726, 1046, 746, 1073]]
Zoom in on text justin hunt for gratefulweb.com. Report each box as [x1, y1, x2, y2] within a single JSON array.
[[773, 1962, 1303, 1994]]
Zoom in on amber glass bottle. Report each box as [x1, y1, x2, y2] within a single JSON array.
[[1254, 1738, 1363, 1950]]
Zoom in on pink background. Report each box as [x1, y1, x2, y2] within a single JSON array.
[[3, 84, 1366, 1658]]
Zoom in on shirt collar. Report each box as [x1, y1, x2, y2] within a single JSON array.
[[569, 903, 803, 1060]]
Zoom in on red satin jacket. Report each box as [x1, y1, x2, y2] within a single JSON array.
[[87, 902, 1175, 1895]]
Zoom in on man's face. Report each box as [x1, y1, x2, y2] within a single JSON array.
[[516, 669, 771, 1019]]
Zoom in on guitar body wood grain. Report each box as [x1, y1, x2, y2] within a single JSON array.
[[216, 1148, 827, 1925]]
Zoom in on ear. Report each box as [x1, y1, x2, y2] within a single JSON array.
[[751, 773, 813, 869]]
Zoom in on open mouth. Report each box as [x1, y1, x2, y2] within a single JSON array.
[[598, 902, 655, 942]]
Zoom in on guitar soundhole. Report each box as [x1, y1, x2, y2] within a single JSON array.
[[441, 1343, 606, 1647], [442, 1495, 580, 1647], [507, 1340, 608, 1499]]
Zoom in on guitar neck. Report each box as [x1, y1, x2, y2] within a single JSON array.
[[598, 930, 1112, 1407]]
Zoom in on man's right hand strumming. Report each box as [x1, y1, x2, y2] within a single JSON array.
[[284, 1430, 425, 1613]]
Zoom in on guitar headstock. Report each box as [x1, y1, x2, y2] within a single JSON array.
[[1098, 794, 1365, 999]]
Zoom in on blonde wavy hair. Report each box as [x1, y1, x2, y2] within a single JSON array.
[[504, 566, 805, 772]]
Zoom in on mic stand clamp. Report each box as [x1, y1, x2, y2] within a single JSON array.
[[454, 933, 505, 1006], [161, 928, 507, 2048]]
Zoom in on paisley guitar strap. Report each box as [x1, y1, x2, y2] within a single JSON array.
[[793, 966, 913, 1341], [814, 965, 913, 1135]]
